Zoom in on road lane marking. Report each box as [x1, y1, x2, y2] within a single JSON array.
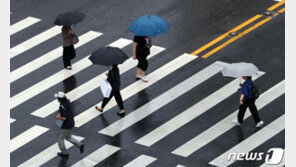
[[135, 72, 264, 147], [10, 26, 61, 59], [10, 38, 132, 110], [268, 0, 285, 11], [209, 115, 285, 167], [10, 125, 49, 153], [98, 61, 227, 137], [278, 7, 285, 13], [202, 16, 273, 59], [71, 144, 120, 167], [172, 80, 284, 157], [10, 17, 41, 35], [10, 118, 16, 124], [176, 165, 186, 167], [123, 155, 157, 167], [17, 135, 84, 167], [191, 15, 262, 56], [10, 31, 102, 83]]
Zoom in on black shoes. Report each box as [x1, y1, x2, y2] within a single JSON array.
[[57, 152, 69, 157], [117, 112, 125, 116], [95, 106, 103, 112], [80, 144, 85, 154]]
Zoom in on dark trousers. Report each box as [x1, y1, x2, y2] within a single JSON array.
[[237, 98, 261, 124], [63, 45, 75, 68], [136, 54, 148, 71], [101, 90, 124, 110]]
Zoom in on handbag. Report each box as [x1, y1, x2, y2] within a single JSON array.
[[72, 34, 79, 45], [100, 79, 112, 98], [56, 119, 64, 128]]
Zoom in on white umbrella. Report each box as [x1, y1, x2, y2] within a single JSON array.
[[221, 62, 259, 78]]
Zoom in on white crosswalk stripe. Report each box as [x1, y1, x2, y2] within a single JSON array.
[[10, 26, 61, 59], [10, 31, 102, 83], [71, 144, 120, 167], [10, 125, 49, 153], [99, 61, 227, 137], [123, 155, 157, 167], [209, 115, 285, 167], [74, 53, 195, 127], [135, 71, 264, 147], [176, 165, 186, 167], [10, 38, 132, 110], [171, 80, 284, 157], [17, 135, 84, 167], [10, 118, 16, 124], [10, 17, 41, 35]]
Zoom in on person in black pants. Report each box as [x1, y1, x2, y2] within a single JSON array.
[[95, 65, 125, 116], [61, 26, 76, 70], [232, 76, 264, 128], [132, 35, 152, 82]]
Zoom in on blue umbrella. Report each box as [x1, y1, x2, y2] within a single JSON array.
[[128, 15, 170, 37]]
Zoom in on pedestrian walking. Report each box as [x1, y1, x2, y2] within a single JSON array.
[[232, 76, 264, 127], [55, 91, 84, 157], [133, 35, 152, 82], [61, 26, 79, 70], [95, 65, 125, 116]]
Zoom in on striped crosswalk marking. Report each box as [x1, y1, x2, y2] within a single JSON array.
[[260, 149, 285, 167], [172, 81, 284, 157], [74, 53, 195, 127], [10, 38, 132, 110], [135, 71, 264, 147], [17, 135, 84, 167], [10, 26, 61, 59], [123, 155, 157, 167], [10, 31, 102, 83], [99, 61, 227, 137], [10, 125, 49, 153], [10, 17, 41, 35], [10, 118, 16, 124], [209, 115, 285, 167], [71, 144, 120, 167]]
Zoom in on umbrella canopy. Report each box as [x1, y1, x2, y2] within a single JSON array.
[[128, 15, 170, 37], [89, 46, 129, 66], [54, 11, 85, 26], [221, 62, 259, 78]]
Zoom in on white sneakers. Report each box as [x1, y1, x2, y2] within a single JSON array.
[[256, 120, 264, 128], [141, 75, 148, 82], [232, 119, 241, 126], [232, 119, 264, 128], [66, 66, 72, 70], [136, 74, 148, 82]]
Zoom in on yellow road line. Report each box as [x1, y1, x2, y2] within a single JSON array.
[[202, 17, 272, 59], [267, 0, 285, 11], [191, 15, 262, 55], [278, 8, 285, 13]]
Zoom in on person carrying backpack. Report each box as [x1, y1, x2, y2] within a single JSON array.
[[232, 76, 264, 128]]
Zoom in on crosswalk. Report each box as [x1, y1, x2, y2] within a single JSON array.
[[10, 15, 285, 167]]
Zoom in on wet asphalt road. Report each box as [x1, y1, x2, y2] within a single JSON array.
[[10, 0, 285, 166]]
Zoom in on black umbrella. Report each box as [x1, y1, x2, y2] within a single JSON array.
[[89, 46, 129, 66], [54, 11, 85, 26]]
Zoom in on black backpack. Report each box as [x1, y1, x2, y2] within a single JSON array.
[[251, 83, 259, 99]]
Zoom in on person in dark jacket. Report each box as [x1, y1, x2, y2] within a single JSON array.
[[55, 91, 84, 156], [232, 76, 264, 128], [61, 26, 77, 70], [95, 65, 125, 116], [132, 35, 152, 82]]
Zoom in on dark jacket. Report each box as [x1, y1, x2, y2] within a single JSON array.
[[241, 79, 253, 101], [107, 66, 121, 91], [58, 99, 75, 129]]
